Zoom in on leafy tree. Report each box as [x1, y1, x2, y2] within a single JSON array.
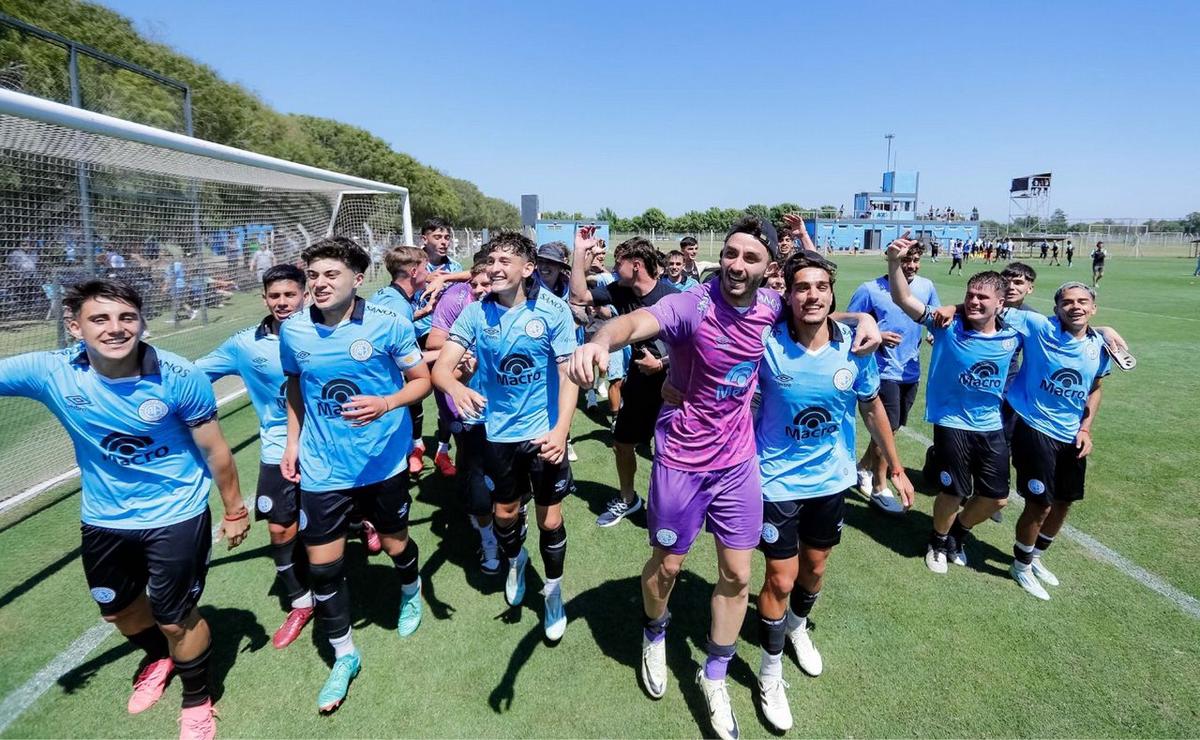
[[633, 207, 669, 233], [595, 207, 619, 224], [744, 204, 770, 221], [1048, 208, 1069, 232]]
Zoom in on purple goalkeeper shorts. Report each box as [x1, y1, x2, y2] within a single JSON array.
[[646, 457, 763, 554]]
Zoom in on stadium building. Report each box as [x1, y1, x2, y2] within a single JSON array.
[[812, 171, 980, 250]]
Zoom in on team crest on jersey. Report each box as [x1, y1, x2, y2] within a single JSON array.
[[90, 586, 116, 604], [1086, 343, 1100, 360], [655, 528, 679, 547], [524, 318, 546, 339], [939, 471, 952, 486], [697, 294, 712, 314], [349, 339, 374, 361], [1002, 337, 1017, 352], [761, 523, 780, 544], [833, 368, 854, 391], [1028, 479, 1046, 495], [137, 399, 169, 422]]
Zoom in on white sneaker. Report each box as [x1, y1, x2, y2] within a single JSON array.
[[856, 469, 873, 496], [950, 540, 968, 567], [505, 548, 529, 606], [1031, 557, 1060, 587], [597, 379, 609, 397], [542, 586, 566, 641], [1010, 562, 1051, 601], [925, 544, 948, 574], [640, 635, 667, 699], [758, 676, 793, 732], [870, 487, 904, 514], [696, 669, 740, 740], [596, 495, 643, 528], [787, 623, 823, 677], [566, 443, 578, 463]]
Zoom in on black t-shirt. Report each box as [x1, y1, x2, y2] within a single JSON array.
[[589, 280, 676, 360]]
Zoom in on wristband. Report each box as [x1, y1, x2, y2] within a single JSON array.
[[223, 508, 248, 522]]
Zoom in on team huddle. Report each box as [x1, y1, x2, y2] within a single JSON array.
[[0, 216, 1130, 740]]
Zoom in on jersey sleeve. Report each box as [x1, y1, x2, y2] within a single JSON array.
[[855, 353, 881, 402], [448, 302, 481, 350], [927, 282, 942, 310], [644, 286, 702, 344], [431, 288, 467, 333], [195, 337, 239, 382], [845, 284, 873, 314], [550, 303, 578, 363], [1000, 306, 1048, 337], [389, 314, 424, 371], [589, 283, 613, 306], [1096, 343, 1113, 380], [171, 360, 219, 427], [278, 324, 301, 377], [0, 351, 52, 399]]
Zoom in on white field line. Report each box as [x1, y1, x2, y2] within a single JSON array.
[[0, 388, 249, 517], [896, 426, 1200, 619]]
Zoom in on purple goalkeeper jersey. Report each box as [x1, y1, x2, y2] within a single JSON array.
[[431, 282, 473, 334], [645, 280, 783, 472]]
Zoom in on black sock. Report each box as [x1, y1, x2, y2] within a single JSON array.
[[494, 517, 523, 561], [789, 588, 820, 620], [390, 540, 420, 586], [174, 642, 212, 708], [309, 557, 351, 638], [950, 518, 970, 549], [759, 613, 787, 656], [410, 402, 424, 441], [538, 523, 567, 580], [125, 626, 169, 662], [929, 530, 950, 552], [1034, 533, 1054, 554], [270, 537, 308, 602], [1013, 542, 1035, 565]]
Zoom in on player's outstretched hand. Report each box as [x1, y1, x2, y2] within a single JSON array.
[[219, 508, 251, 550], [342, 395, 390, 427], [660, 378, 683, 406], [782, 213, 807, 235], [890, 469, 916, 510], [534, 429, 568, 465], [575, 224, 598, 257], [1075, 429, 1093, 459], [450, 384, 487, 421], [568, 342, 609, 387], [931, 304, 957, 328], [886, 230, 915, 262], [850, 314, 882, 356], [281, 443, 301, 483]]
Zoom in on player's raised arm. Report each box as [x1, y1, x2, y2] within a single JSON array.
[[190, 419, 249, 549], [568, 308, 662, 386], [569, 225, 599, 307], [885, 231, 927, 321]]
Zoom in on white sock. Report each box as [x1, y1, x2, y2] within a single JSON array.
[[401, 579, 421, 597], [329, 631, 355, 658], [412, 440, 424, 452], [786, 609, 806, 633], [291, 590, 314, 609], [760, 649, 783, 680], [437, 441, 450, 454], [543, 577, 562, 595], [1014, 541, 1034, 570]]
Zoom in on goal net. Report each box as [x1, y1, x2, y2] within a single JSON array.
[[0, 88, 411, 505]]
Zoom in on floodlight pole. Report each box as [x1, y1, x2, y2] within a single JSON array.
[[68, 45, 97, 281], [884, 134, 894, 173]]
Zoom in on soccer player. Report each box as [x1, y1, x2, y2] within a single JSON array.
[[568, 217, 880, 740], [0, 279, 248, 740], [1091, 241, 1107, 286], [886, 233, 1020, 574], [197, 264, 316, 649], [433, 231, 579, 640], [280, 237, 432, 712], [662, 249, 699, 291], [425, 258, 502, 574], [847, 241, 939, 514], [1050, 241, 1061, 266], [570, 231, 676, 527], [1002, 282, 1113, 600], [948, 239, 964, 275], [999, 262, 1037, 441], [680, 235, 701, 281], [1065, 239, 1074, 267], [752, 251, 913, 730]]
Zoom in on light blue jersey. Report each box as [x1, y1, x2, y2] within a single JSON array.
[[846, 275, 940, 382], [756, 321, 880, 501], [197, 316, 287, 464], [279, 298, 423, 492], [663, 276, 699, 292], [370, 283, 415, 323], [1004, 309, 1111, 443], [448, 283, 577, 442], [0, 344, 216, 529], [921, 312, 1021, 432]]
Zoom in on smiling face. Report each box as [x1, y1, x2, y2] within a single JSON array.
[[899, 251, 922, 282], [666, 254, 684, 279], [787, 266, 833, 325], [1055, 286, 1097, 333], [683, 243, 698, 261], [537, 259, 564, 287], [68, 296, 143, 364], [719, 232, 771, 304], [306, 257, 363, 311], [262, 279, 305, 323], [487, 248, 535, 295], [962, 282, 1004, 329], [468, 269, 492, 299]]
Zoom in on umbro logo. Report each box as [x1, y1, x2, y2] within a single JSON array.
[[295, 351, 311, 361], [715, 335, 732, 345], [252, 356, 269, 367], [776, 374, 793, 387], [65, 395, 92, 407], [484, 326, 501, 338]]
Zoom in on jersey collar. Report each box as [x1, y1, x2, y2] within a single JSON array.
[[483, 278, 541, 306], [255, 315, 279, 339], [70, 342, 161, 377], [309, 296, 366, 326]]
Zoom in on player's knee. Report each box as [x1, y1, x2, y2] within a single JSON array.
[[536, 505, 561, 531], [309, 556, 345, 588], [717, 560, 752, 591], [764, 568, 795, 600], [654, 555, 684, 581], [156, 621, 188, 642]]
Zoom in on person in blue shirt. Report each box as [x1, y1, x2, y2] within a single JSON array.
[[0, 279, 247, 738], [433, 231, 579, 642], [662, 250, 699, 291], [750, 251, 913, 731], [1002, 282, 1113, 601], [197, 264, 317, 651], [886, 233, 1020, 575], [846, 241, 940, 515], [279, 236, 432, 713]]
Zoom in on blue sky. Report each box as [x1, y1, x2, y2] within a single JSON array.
[[100, 0, 1197, 221]]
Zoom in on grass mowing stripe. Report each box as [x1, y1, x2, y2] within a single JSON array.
[[896, 425, 1200, 619]]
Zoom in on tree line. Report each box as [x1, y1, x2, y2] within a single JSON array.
[[541, 204, 843, 234]]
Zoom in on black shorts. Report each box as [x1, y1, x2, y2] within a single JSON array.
[[451, 421, 492, 516], [613, 371, 666, 445], [300, 472, 411, 546], [952, 257, 963, 267], [483, 439, 575, 507], [1001, 400, 1019, 447], [255, 462, 300, 526], [878, 380, 919, 430], [759, 491, 847, 559], [1011, 416, 1087, 504], [932, 425, 1010, 499], [81, 510, 212, 625]]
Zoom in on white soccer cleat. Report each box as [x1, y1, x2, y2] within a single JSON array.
[[696, 670, 740, 740], [925, 544, 949, 574], [758, 676, 793, 732], [1010, 562, 1051, 601], [640, 636, 667, 699], [505, 548, 529, 606], [542, 586, 566, 641], [566, 443, 578, 463], [787, 624, 823, 677], [856, 469, 873, 496], [1031, 557, 1060, 587], [870, 487, 905, 515], [950, 540, 969, 567]]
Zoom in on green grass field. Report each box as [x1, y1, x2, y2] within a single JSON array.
[[1, 256, 1198, 737]]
